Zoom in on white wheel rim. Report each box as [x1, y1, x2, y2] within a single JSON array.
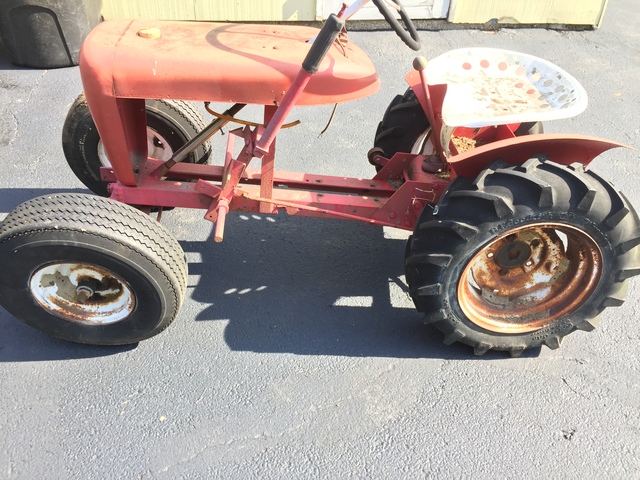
[[97, 128, 174, 167], [412, 127, 435, 155], [30, 263, 136, 325]]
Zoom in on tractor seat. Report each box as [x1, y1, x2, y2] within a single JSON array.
[[80, 20, 381, 106], [424, 48, 588, 128]]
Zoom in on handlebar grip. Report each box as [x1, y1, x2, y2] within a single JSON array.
[[302, 14, 345, 74]]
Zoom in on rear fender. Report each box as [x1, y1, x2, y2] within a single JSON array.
[[446, 134, 631, 179], [406, 72, 630, 178]]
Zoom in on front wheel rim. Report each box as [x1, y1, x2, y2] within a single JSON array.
[[29, 263, 136, 325], [97, 128, 174, 167], [458, 223, 603, 334]]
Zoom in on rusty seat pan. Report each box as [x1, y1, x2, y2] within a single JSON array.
[[80, 20, 381, 106]]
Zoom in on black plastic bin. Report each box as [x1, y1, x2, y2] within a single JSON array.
[[0, 0, 102, 68]]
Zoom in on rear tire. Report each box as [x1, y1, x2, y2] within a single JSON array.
[[62, 94, 212, 196], [0, 193, 188, 345], [405, 158, 640, 356]]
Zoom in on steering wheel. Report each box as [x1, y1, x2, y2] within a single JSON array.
[[372, 0, 421, 51]]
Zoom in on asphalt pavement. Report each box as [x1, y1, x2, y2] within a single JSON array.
[[1, 0, 639, 478]]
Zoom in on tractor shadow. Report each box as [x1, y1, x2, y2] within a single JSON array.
[[181, 212, 541, 360], [0, 314, 136, 362]]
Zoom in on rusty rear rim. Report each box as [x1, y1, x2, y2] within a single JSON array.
[[458, 223, 602, 334], [29, 263, 135, 325]]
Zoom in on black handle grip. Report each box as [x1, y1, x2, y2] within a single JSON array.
[[302, 14, 345, 74]]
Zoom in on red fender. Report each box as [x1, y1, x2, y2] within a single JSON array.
[[447, 134, 631, 179], [405, 72, 630, 179]]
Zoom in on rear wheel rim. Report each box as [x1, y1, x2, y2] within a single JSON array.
[[29, 262, 136, 325], [458, 222, 603, 334], [411, 127, 434, 155]]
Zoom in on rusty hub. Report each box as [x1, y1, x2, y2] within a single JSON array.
[[29, 263, 135, 325], [458, 223, 602, 334]]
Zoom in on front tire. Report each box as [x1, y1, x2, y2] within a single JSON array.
[[62, 94, 212, 197], [405, 158, 640, 356], [0, 193, 188, 345]]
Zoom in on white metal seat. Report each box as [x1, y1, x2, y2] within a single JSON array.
[[425, 48, 588, 128]]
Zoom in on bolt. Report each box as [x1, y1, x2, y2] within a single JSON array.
[[76, 285, 94, 302], [389, 212, 396, 219]]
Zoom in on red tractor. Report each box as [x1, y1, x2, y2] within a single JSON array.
[[1, 0, 638, 356]]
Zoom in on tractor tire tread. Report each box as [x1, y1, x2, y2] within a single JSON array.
[[0, 194, 188, 300], [405, 158, 640, 354]]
